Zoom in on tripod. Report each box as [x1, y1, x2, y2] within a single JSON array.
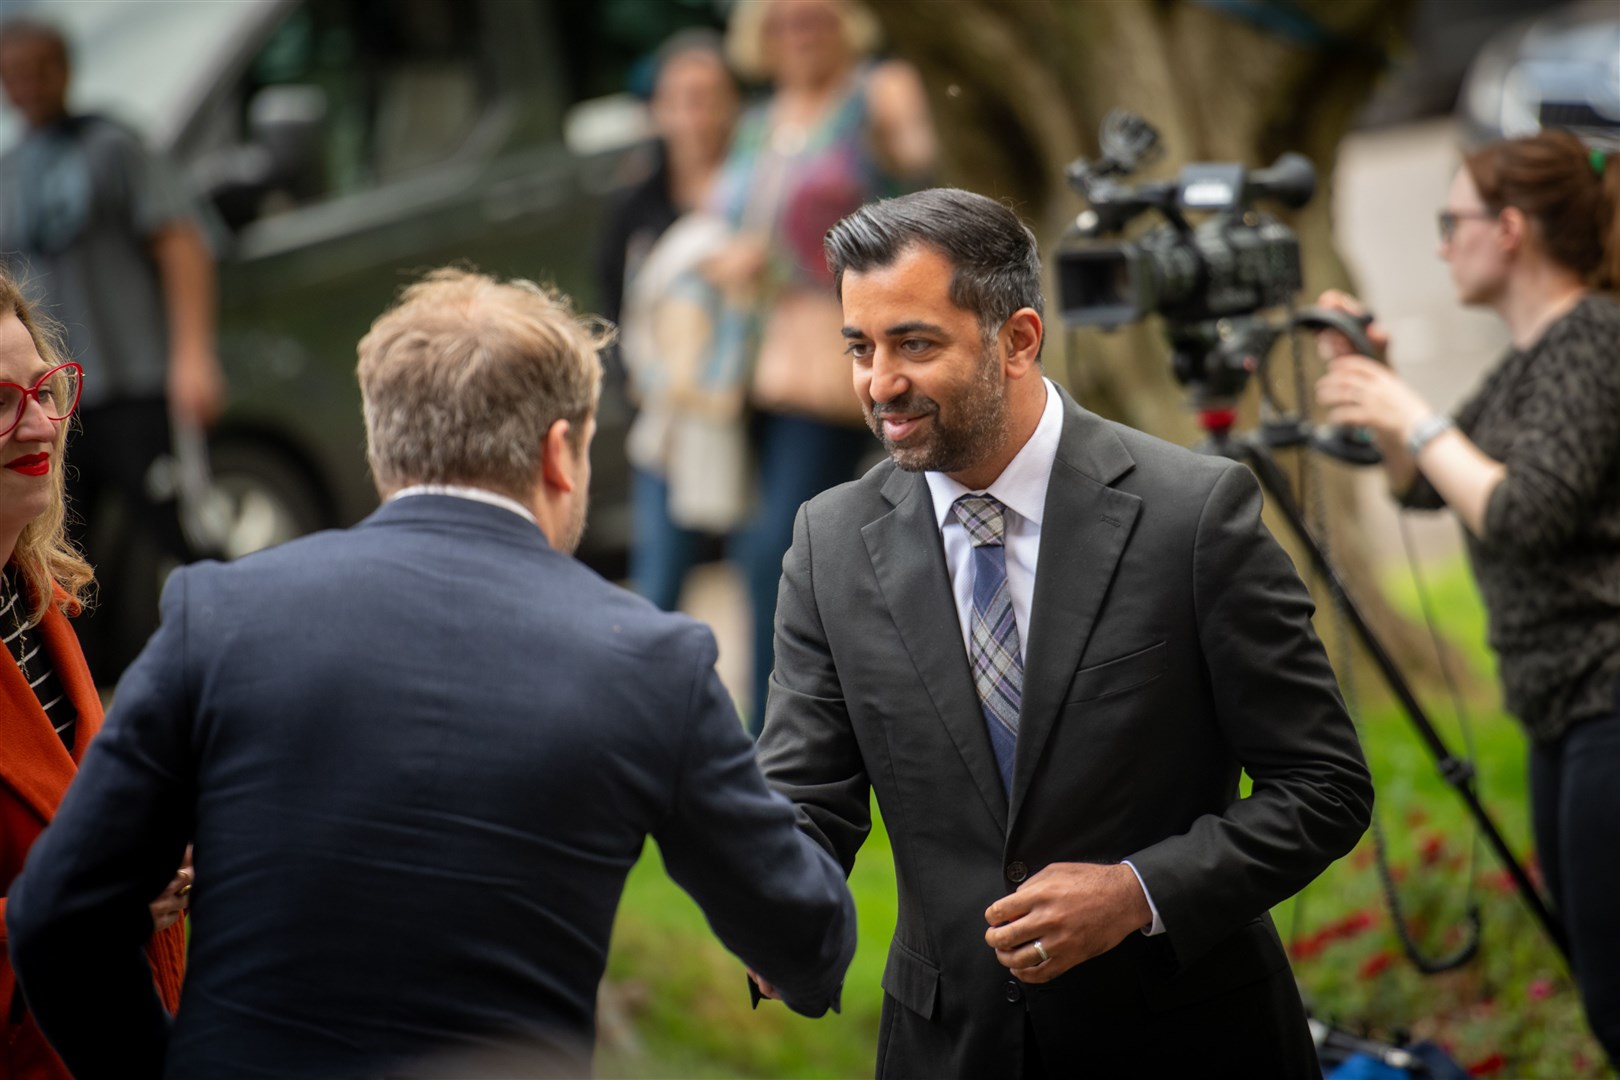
[[1196, 414, 1570, 963]]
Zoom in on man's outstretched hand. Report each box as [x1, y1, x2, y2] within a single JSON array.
[[747, 968, 780, 1001]]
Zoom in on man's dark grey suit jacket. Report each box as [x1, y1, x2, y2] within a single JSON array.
[[758, 388, 1373, 1077], [7, 495, 855, 1079]]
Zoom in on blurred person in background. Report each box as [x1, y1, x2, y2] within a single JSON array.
[[596, 31, 744, 613], [6, 268, 855, 1080], [707, 0, 935, 735], [1316, 129, 1620, 1064], [0, 17, 224, 685], [0, 271, 188, 1080]]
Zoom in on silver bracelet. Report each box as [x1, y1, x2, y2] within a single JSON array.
[[1405, 414, 1455, 459]]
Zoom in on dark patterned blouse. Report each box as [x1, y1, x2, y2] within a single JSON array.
[[1401, 294, 1620, 743], [2, 564, 77, 749]]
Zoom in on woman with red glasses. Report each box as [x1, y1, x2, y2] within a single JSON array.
[[1315, 130, 1620, 1064], [0, 271, 190, 1079]]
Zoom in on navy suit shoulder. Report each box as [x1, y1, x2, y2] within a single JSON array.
[[8, 494, 854, 1080]]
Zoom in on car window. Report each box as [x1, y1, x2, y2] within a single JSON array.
[[197, 0, 493, 226], [556, 0, 724, 105]]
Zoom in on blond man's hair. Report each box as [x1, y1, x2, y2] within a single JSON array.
[[357, 268, 608, 503], [0, 270, 92, 626]]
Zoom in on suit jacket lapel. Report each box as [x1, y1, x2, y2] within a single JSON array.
[[865, 466, 1009, 832], [0, 598, 102, 825], [1009, 388, 1141, 827]]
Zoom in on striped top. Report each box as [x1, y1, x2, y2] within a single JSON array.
[[2, 565, 76, 750]]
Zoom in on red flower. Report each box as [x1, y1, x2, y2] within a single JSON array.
[[1289, 932, 1327, 960], [1405, 807, 1430, 828], [1337, 910, 1375, 938], [1357, 950, 1395, 980], [1528, 977, 1554, 1000], [1419, 833, 1446, 866], [1467, 1052, 1506, 1076]]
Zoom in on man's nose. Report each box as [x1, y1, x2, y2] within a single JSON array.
[[867, 352, 909, 403]]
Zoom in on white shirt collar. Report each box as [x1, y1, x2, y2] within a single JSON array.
[[388, 483, 538, 527], [926, 377, 1063, 529]]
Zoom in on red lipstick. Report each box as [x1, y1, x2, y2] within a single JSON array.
[[5, 453, 49, 477]]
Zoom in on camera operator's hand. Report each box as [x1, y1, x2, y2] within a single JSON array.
[[1313, 289, 1390, 364], [1315, 355, 1433, 452]]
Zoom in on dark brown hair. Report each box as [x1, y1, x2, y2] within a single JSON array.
[[1465, 130, 1620, 291], [825, 187, 1044, 354]]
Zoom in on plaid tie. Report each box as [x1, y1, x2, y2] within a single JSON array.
[[954, 495, 1022, 793]]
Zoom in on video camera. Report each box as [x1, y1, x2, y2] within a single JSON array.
[[1057, 111, 1379, 463], [1058, 112, 1313, 331]]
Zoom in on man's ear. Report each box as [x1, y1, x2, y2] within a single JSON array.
[[539, 419, 576, 494], [1002, 308, 1044, 375]]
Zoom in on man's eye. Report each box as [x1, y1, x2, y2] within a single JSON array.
[[901, 338, 931, 353], [844, 342, 872, 360]]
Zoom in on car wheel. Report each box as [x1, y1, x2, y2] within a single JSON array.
[[208, 440, 331, 559]]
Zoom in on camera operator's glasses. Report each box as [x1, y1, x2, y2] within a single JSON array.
[[1436, 210, 1497, 244], [0, 362, 83, 438]]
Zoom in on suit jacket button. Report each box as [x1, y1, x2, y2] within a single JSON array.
[[1005, 980, 1023, 1003], [1006, 861, 1027, 883]]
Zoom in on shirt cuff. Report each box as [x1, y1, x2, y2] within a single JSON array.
[[1121, 860, 1165, 936]]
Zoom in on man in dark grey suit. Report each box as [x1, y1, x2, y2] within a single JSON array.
[[7, 268, 856, 1079], [753, 189, 1373, 1076]]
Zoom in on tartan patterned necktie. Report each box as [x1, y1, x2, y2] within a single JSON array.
[[954, 495, 1022, 793]]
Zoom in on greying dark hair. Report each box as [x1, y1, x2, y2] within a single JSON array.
[[824, 188, 1044, 350]]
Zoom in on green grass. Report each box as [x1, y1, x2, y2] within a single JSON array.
[[597, 808, 894, 1079], [596, 557, 1609, 1077]]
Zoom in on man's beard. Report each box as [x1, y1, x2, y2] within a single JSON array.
[[866, 345, 1009, 475]]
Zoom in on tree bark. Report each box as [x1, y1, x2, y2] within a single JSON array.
[[871, 0, 1468, 690]]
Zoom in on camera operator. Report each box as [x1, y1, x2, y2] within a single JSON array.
[[1314, 129, 1620, 1063]]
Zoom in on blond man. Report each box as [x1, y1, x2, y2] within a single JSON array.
[[8, 269, 855, 1080]]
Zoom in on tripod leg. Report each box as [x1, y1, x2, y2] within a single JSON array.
[[1236, 440, 1570, 962]]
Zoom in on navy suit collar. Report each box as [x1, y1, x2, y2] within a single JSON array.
[[359, 493, 555, 551]]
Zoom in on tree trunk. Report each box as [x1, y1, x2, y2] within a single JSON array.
[[871, 0, 1468, 690]]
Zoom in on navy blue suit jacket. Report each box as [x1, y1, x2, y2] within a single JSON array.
[[7, 495, 855, 1079]]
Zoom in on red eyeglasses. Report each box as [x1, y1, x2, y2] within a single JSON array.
[[0, 362, 83, 438]]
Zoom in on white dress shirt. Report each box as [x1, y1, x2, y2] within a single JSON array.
[[923, 378, 1165, 936], [388, 483, 539, 527]]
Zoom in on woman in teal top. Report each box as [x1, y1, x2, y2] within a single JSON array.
[[703, 0, 934, 735]]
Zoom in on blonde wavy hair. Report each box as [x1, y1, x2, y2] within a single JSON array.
[[1, 271, 92, 625], [725, 0, 882, 83]]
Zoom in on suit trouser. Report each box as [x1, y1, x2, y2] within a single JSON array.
[[1529, 690, 1620, 1066]]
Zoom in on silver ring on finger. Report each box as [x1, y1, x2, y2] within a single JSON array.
[[1032, 940, 1049, 965]]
